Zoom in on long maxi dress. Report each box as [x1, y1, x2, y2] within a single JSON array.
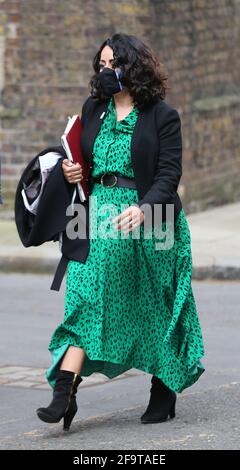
[[45, 96, 205, 393]]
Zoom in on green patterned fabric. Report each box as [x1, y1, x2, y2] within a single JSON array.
[[45, 97, 205, 393]]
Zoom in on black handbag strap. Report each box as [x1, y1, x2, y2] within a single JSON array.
[[50, 254, 69, 291]]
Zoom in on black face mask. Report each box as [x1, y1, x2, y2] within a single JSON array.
[[97, 67, 125, 97]]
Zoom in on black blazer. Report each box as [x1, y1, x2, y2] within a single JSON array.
[[15, 95, 183, 292], [80, 95, 183, 224]]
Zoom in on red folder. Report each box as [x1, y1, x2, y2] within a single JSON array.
[[61, 115, 89, 201]]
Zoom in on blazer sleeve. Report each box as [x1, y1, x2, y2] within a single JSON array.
[[135, 107, 182, 211]]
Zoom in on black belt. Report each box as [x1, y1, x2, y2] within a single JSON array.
[[92, 172, 137, 189]]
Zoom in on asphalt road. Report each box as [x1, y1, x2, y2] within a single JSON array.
[[0, 273, 239, 450]]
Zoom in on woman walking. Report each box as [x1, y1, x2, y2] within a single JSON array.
[[36, 33, 205, 431]]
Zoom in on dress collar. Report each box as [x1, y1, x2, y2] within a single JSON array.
[[106, 96, 139, 132]]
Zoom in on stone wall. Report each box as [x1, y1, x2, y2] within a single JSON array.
[[0, 0, 240, 213]]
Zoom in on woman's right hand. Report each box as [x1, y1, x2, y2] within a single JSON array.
[[62, 159, 83, 184]]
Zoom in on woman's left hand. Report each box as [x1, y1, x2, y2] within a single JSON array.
[[112, 205, 145, 233]]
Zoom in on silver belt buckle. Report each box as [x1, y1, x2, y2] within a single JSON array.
[[100, 172, 118, 187]]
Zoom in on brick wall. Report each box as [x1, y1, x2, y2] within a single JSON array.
[[0, 0, 240, 213]]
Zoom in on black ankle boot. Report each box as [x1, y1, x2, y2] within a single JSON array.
[[140, 375, 176, 424], [36, 369, 83, 431]]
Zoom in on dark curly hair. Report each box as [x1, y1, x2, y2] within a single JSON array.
[[88, 33, 169, 110]]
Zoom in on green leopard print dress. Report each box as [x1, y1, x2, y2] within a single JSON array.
[[45, 96, 205, 393]]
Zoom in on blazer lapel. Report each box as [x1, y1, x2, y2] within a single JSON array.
[[85, 100, 110, 165], [130, 110, 145, 175]]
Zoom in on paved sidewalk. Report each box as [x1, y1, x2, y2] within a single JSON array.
[[0, 201, 240, 278], [0, 273, 239, 449], [0, 364, 143, 390]]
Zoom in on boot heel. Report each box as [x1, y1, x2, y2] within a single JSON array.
[[63, 405, 77, 431], [169, 398, 176, 419]]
